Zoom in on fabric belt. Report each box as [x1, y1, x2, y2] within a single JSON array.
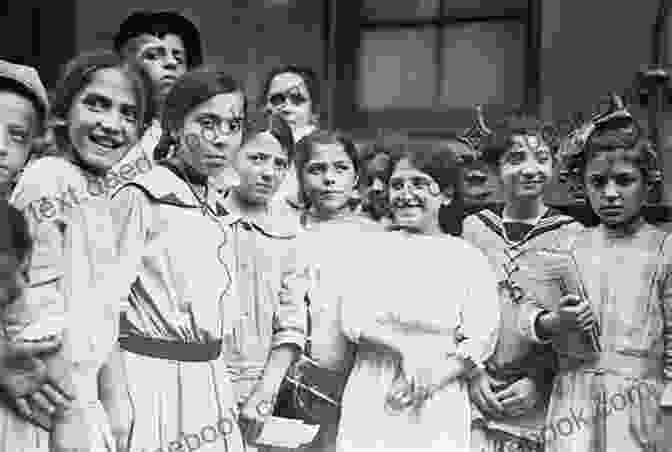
[[557, 351, 661, 380], [119, 332, 222, 362]]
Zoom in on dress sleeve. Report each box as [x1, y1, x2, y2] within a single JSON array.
[[456, 244, 500, 366], [518, 294, 552, 344], [9, 159, 123, 406], [7, 159, 72, 336], [659, 234, 672, 407], [109, 185, 153, 313], [271, 244, 307, 350]]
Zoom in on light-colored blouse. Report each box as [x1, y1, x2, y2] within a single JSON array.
[[8, 156, 125, 451], [522, 220, 672, 451], [215, 190, 305, 402], [336, 231, 500, 451]]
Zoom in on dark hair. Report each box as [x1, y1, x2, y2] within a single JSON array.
[[294, 130, 359, 206], [0, 78, 46, 135], [260, 65, 321, 120], [243, 112, 295, 162], [162, 67, 246, 135], [387, 144, 464, 235], [563, 118, 662, 201], [114, 11, 204, 68], [387, 144, 463, 200], [156, 68, 246, 160], [0, 200, 33, 264], [481, 115, 551, 168], [51, 50, 156, 153]]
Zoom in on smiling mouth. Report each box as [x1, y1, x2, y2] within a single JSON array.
[[89, 134, 124, 151], [395, 204, 423, 212], [320, 191, 343, 197], [204, 156, 229, 164], [600, 207, 623, 214]]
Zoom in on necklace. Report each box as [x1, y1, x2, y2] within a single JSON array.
[[175, 165, 234, 341]]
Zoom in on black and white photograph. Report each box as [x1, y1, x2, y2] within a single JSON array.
[[0, 1, 671, 451]]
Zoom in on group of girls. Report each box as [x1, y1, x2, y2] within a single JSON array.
[[0, 8, 670, 452]]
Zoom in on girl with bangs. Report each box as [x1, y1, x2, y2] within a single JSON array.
[[8, 50, 155, 452], [522, 107, 672, 452]]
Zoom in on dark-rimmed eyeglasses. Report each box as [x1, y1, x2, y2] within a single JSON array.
[[268, 87, 308, 107]]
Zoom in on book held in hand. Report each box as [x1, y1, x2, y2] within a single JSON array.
[[510, 246, 601, 360]]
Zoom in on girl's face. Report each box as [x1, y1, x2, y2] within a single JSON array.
[[266, 72, 313, 130], [498, 134, 553, 202], [388, 157, 451, 233], [0, 92, 38, 186], [68, 67, 140, 172], [0, 252, 28, 307], [178, 91, 245, 179], [234, 132, 290, 206], [301, 143, 357, 217], [584, 150, 647, 228]]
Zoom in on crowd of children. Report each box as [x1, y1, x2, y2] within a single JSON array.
[[0, 8, 670, 452]]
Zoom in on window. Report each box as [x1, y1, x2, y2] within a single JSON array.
[[330, 0, 540, 137]]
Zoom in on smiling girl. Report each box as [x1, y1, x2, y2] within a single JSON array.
[[322, 146, 500, 451], [460, 116, 583, 452], [9, 50, 154, 451]]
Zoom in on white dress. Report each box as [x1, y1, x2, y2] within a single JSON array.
[[335, 232, 500, 452]]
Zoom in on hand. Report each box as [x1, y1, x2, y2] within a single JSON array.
[[496, 377, 539, 417], [400, 343, 438, 397], [468, 370, 505, 418], [0, 338, 74, 421], [541, 294, 596, 336], [238, 383, 276, 444], [104, 395, 133, 452], [50, 405, 94, 452], [279, 268, 314, 306]]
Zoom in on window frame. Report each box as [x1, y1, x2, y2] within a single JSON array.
[[330, 0, 541, 139]]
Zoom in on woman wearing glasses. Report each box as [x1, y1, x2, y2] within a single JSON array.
[[261, 66, 321, 209], [110, 68, 248, 452], [326, 145, 500, 451]]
